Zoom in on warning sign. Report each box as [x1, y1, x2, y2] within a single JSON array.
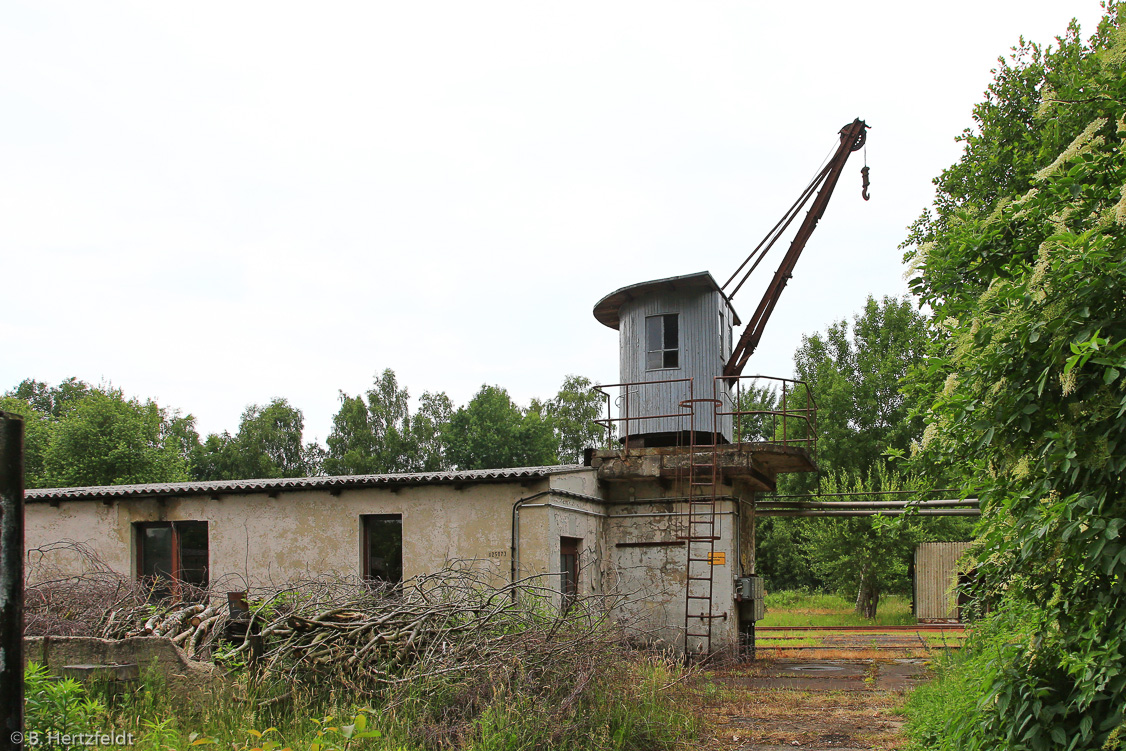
[[708, 552, 726, 565]]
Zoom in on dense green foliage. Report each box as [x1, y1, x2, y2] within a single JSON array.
[[902, 6, 1126, 748], [24, 661, 105, 743], [324, 369, 453, 474], [1, 381, 194, 488], [3, 371, 605, 486], [755, 296, 968, 609], [444, 384, 558, 470], [532, 374, 607, 464], [794, 295, 930, 479]]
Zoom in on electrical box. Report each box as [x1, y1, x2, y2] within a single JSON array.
[[735, 576, 765, 622], [737, 598, 766, 622], [736, 576, 763, 600]]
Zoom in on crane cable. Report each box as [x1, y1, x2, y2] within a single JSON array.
[[721, 138, 841, 301]]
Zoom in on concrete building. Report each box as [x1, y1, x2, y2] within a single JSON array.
[[24, 269, 820, 654], [24, 438, 815, 654]]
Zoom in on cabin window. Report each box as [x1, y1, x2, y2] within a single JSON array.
[[136, 521, 209, 592], [719, 312, 726, 359], [645, 314, 679, 370], [560, 536, 581, 609], [362, 514, 403, 584]]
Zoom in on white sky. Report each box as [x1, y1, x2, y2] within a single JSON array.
[[1, 1, 1107, 442]]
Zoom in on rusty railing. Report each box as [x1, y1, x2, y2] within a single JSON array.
[[713, 375, 817, 454]]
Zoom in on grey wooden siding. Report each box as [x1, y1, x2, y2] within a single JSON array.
[[914, 541, 972, 622], [618, 287, 734, 441]]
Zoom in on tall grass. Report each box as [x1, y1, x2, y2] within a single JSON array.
[[27, 645, 696, 750]]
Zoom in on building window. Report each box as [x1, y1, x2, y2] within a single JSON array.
[[362, 514, 403, 584], [645, 314, 679, 370], [135, 521, 209, 593], [719, 311, 726, 359], [560, 536, 581, 609]]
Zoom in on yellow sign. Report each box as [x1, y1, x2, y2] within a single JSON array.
[[708, 552, 726, 565]]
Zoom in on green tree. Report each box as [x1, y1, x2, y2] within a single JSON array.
[[533, 375, 605, 464], [8, 377, 90, 418], [324, 370, 453, 475], [757, 297, 932, 594], [793, 295, 930, 478], [0, 396, 54, 488], [802, 468, 970, 617], [42, 388, 190, 487], [902, 6, 1126, 747], [413, 391, 454, 471], [444, 385, 557, 470], [733, 381, 779, 443], [228, 398, 312, 479], [189, 432, 239, 481]]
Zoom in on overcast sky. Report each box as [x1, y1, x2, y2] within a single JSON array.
[[1, 1, 1107, 442]]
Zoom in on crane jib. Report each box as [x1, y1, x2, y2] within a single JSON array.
[[722, 118, 869, 380]]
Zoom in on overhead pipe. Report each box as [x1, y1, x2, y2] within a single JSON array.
[[758, 508, 980, 517], [756, 498, 979, 509]]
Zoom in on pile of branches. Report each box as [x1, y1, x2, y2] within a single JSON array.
[[24, 543, 635, 682], [232, 567, 627, 691], [24, 541, 241, 657]]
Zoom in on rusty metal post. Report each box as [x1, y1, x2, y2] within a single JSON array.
[[0, 411, 25, 751]]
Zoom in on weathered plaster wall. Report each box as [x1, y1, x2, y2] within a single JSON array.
[[602, 486, 741, 652], [24, 466, 758, 654], [25, 479, 566, 589]]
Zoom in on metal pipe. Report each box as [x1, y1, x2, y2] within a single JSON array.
[[519, 502, 607, 518], [756, 499, 978, 509], [1, 411, 25, 751], [606, 511, 737, 519], [763, 488, 963, 498], [511, 490, 606, 590], [511, 491, 551, 591], [758, 509, 980, 517]]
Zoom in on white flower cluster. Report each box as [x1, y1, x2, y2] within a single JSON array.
[[1114, 183, 1126, 226], [1033, 117, 1109, 182]]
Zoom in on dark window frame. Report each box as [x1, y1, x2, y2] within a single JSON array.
[[362, 514, 404, 585], [135, 521, 209, 596], [645, 313, 680, 370]]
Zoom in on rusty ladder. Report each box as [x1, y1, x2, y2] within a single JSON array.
[[678, 397, 722, 659]]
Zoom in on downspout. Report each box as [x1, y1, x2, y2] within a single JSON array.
[[511, 490, 552, 593]]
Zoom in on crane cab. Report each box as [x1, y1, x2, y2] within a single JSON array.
[[593, 271, 739, 446]]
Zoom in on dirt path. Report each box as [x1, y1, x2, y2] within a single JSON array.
[[689, 658, 929, 750]]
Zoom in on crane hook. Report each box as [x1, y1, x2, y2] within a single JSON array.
[[861, 165, 871, 201]]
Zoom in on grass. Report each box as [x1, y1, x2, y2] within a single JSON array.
[[759, 590, 917, 627], [26, 651, 698, 751]]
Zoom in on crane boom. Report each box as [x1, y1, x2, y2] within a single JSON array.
[[723, 118, 868, 379]]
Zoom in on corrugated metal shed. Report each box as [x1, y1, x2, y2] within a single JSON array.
[[25, 464, 587, 503], [914, 541, 973, 622], [594, 272, 739, 442]]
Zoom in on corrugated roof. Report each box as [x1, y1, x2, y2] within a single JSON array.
[[26, 465, 589, 503], [592, 271, 741, 330]]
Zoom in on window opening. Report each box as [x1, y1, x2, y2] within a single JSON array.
[[645, 314, 679, 370], [136, 521, 209, 597], [719, 311, 726, 359], [560, 536, 581, 610], [362, 514, 403, 584]]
